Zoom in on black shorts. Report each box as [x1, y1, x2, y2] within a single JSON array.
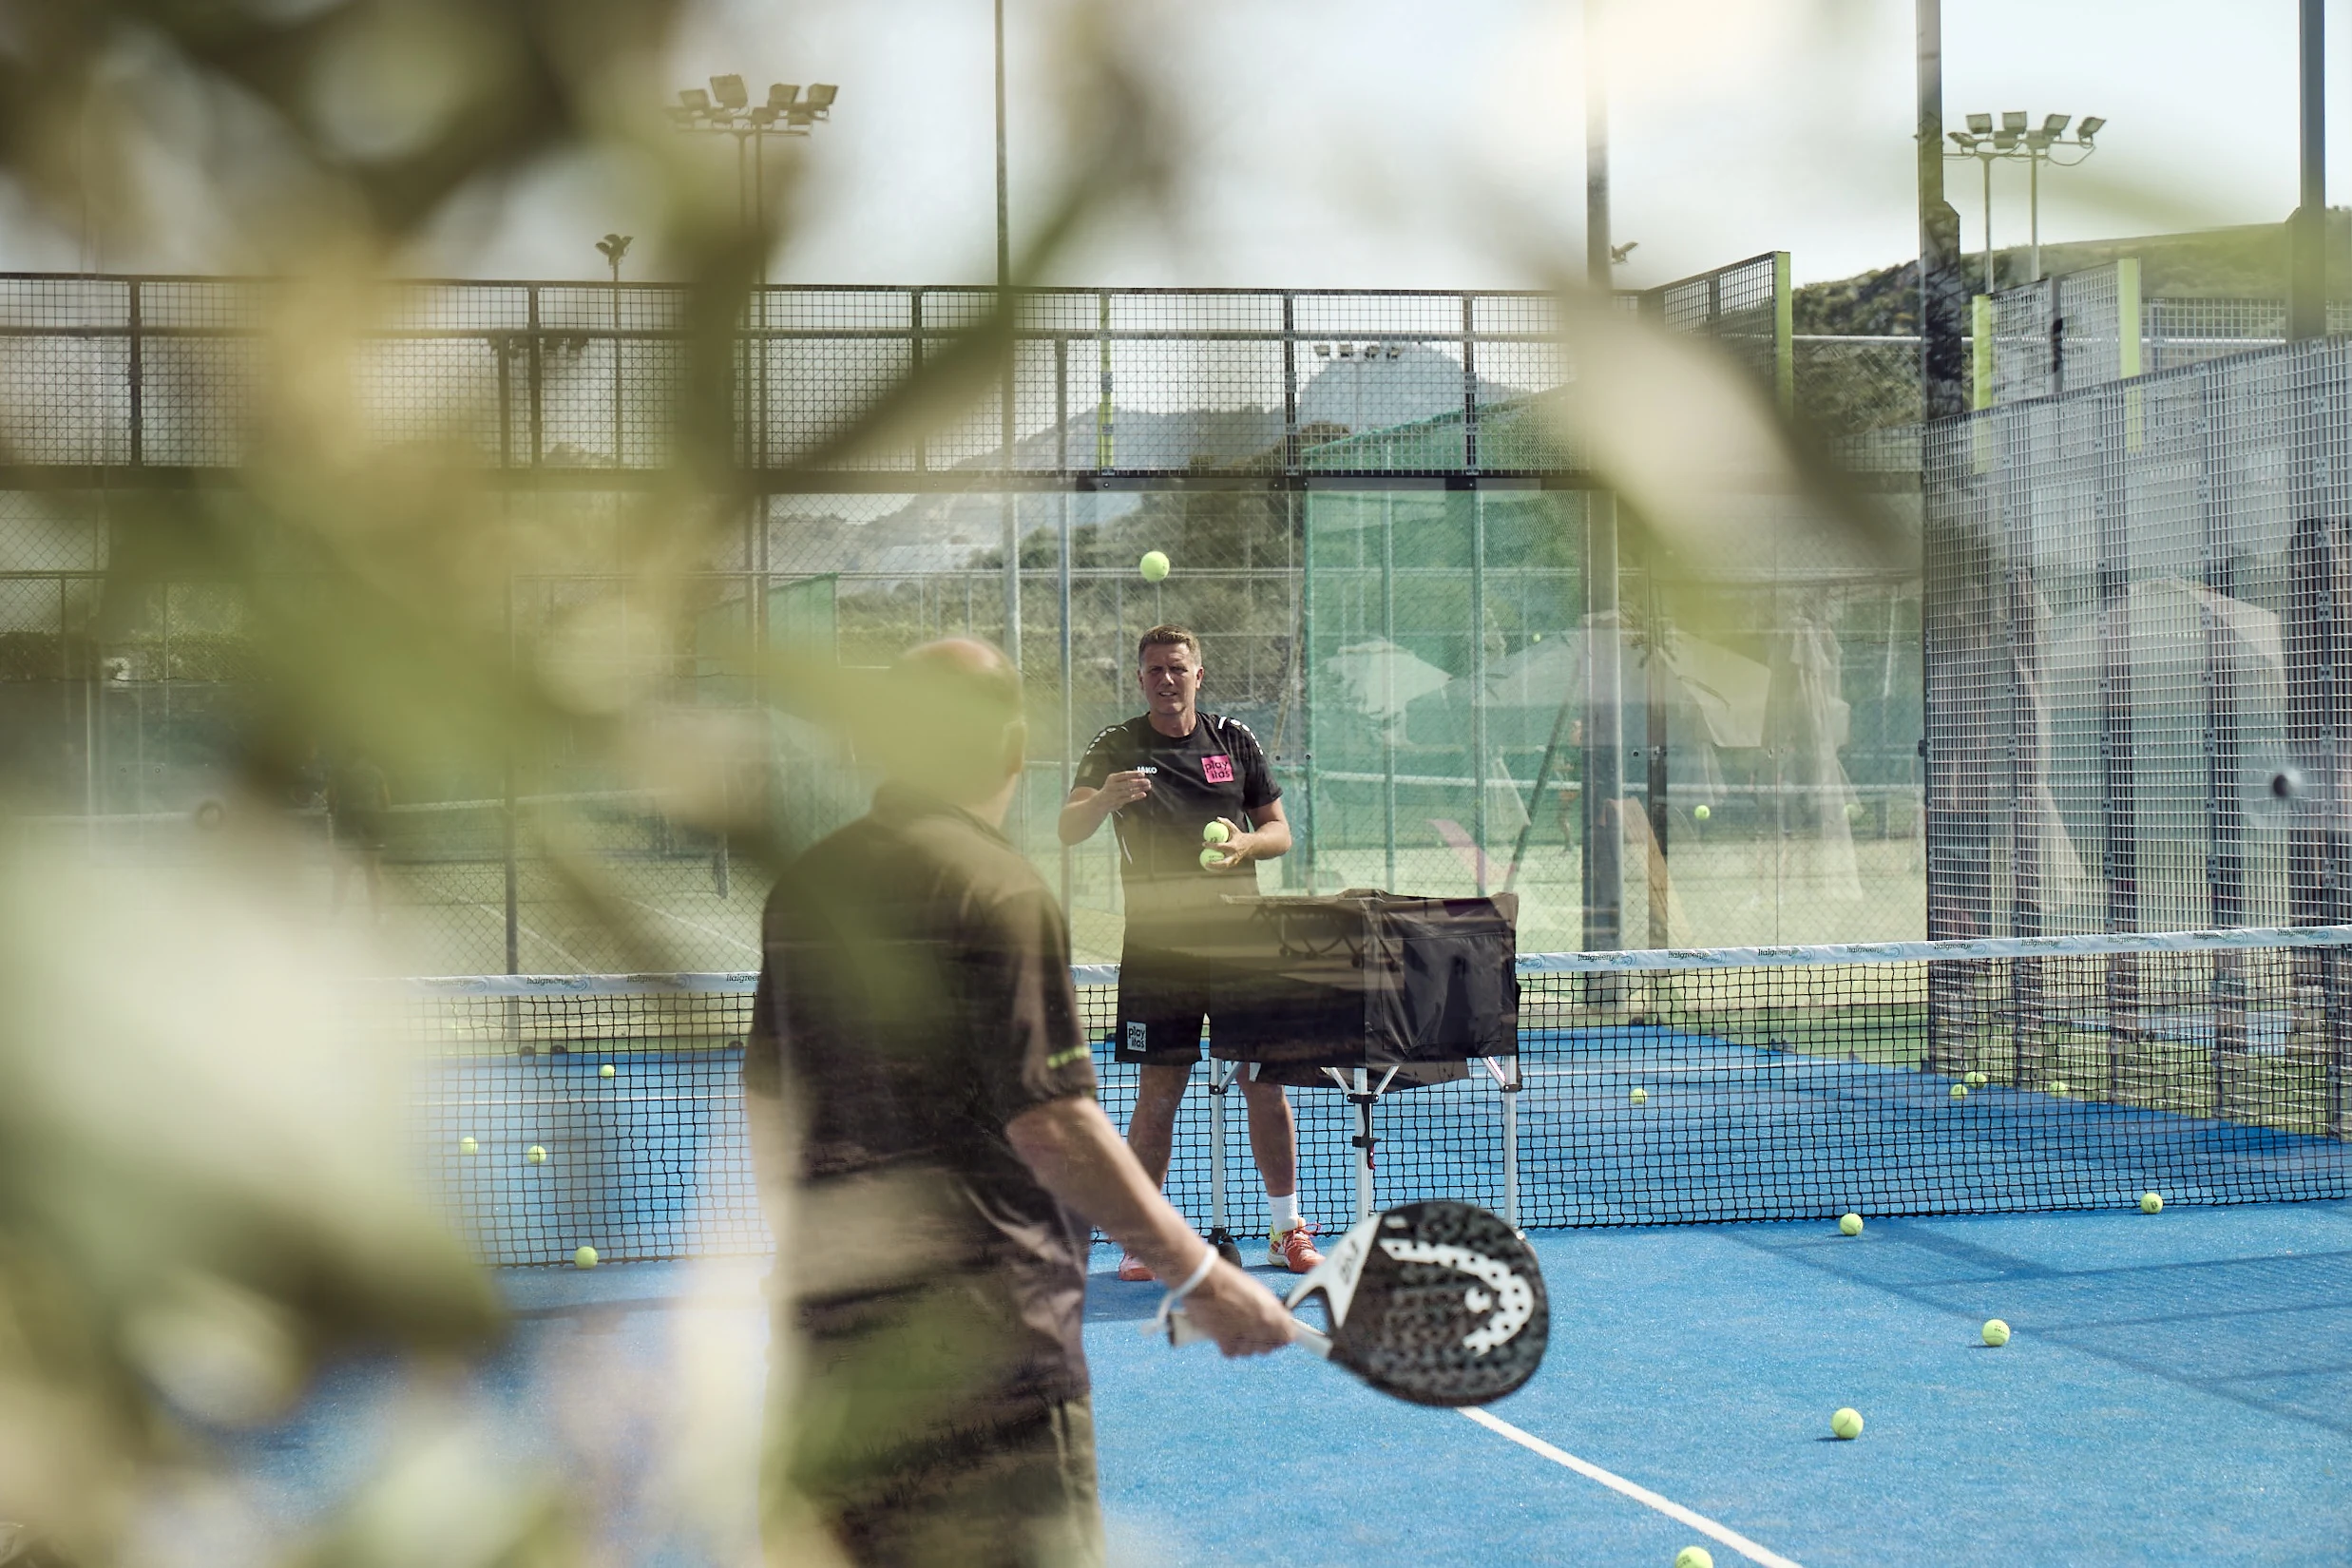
[[1114, 937, 1214, 1065]]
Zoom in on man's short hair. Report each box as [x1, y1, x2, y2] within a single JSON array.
[[1137, 624, 1199, 664], [868, 639, 1025, 796]]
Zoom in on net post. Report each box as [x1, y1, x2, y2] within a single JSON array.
[[1498, 1055, 1520, 1229]]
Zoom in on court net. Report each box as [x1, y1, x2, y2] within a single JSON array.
[[394, 925, 2352, 1266]]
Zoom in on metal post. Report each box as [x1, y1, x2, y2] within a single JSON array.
[[1300, 486, 1318, 894], [2200, 361, 2247, 1105], [1501, 1058, 1521, 1227], [1980, 154, 1996, 294], [1916, 0, 1969, 422], [2291, 0, 2328, 342], [1058, 338, 1075, 914], [2028, 146, 2042, 283], [1584, 492, 1622, 952], [1351, 1067, 1375, 1221], [2097, 384, 2138, 1103], [1382, 493, 1398, 889], [1471, 488, 1489, 894], [1207, 1059, 1234, 1256]]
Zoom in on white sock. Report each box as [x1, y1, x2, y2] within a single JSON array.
[[1269, 1192, 1299, 1235]]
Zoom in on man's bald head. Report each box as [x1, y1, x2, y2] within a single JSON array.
[[870, 639, 1027, 803]]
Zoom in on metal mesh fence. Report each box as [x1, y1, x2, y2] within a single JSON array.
[[3, 263, 1926, 969], [1923, 334, 2352, 945]]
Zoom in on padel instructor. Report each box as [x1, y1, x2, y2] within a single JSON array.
[[1061, 624, 1323, 1279]]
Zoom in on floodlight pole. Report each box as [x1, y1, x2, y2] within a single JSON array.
[[1915, 0, 1968, 425], [1581, 0, 1623, 957], [2290, 0, 2327, 341]]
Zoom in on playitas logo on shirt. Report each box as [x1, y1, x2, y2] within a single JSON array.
[[1201, 755, 1235, 783]]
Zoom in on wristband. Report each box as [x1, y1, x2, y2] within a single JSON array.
[[1152, 1245, 1221, 1334]]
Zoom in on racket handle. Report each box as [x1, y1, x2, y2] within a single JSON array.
[[1165, 1309, 1331, 1359]]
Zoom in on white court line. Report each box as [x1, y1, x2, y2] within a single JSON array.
[[617, 895, 763, 958], [1457, 1406, 1807, 1568]]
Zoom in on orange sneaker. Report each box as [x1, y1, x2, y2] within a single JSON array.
[[1271, 1221, 1324, 1273], [1116, 1252, 1155, 1283]]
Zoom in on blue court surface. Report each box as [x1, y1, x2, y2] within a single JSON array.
[[231, 1201, 2352, 1566]]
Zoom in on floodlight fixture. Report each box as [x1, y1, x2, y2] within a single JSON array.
[[2041, 113, 2071, 135], [2001, 110, 2028, 133], [1949, 130, 1979, 150], [769, 84, 799, 111], [664, 105, 696, 126], [2077, 115, 2106, 141], [679, 87, 712, 113], [1314, 342, 1332, 357], [806, 84, 838, 113], [1966, 112, 1994, 135], [710, 74, 749, 110], [751, 106, 777, 127]]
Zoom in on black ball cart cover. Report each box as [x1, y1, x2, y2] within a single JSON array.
[[1208, 889, 1518, 1086]]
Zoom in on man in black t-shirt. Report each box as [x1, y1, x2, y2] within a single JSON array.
[[747, 639, 1290, 1568], [1059, 623, 1327, 1280]]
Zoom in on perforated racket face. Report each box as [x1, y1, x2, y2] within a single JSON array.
[[1320, 1200, 1548, 1406]]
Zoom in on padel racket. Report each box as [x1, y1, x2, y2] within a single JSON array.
[[1168, 1199, 1548, 1406]]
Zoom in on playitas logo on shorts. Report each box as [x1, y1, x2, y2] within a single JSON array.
[[1127, 1021, 1148, 1050], [1201, 754, 1234, 783]]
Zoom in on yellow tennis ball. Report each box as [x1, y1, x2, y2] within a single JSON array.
[[1966, 1071, 1987, 1088], [574, 1245, 599, 1269], [1138, 549, 1170, 582], [1201, 820, 1232, 845], [2048, 1080, 2068, 1096], [458, 1136, 478, 1156], [1629, 1087, 1648, 1105], [1982, 1318, 2011, 1347], [1830, 1407, 1864, 1441], [1839, 1213, 1863, 1236], [1951, 1083, 1968, 1100], [1692, 804, 1711, 821], [600, 1063, 615, 1079], [2140, 1191, 2163, 1214], [1199, 846, 1225, 869], [1675, 1550, 1714, 1568], [526, 1145, 547, 1164]]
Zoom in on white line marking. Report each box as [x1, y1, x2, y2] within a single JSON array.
[[1457, 1406, 1807, 1568], [617, 895, 763, 957]]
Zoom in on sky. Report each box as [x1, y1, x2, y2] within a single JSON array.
[[9, 1, 2346, 292]]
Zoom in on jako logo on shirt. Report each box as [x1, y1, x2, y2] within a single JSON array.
[[1201, 755, 1235, 784]]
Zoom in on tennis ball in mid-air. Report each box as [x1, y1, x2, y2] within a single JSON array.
[[459, 1136, 478, 1156], [1845, 801, 1867, 821], [526, 1145, 547, 1164], [599, 1062, 615, 1079], [1839, 1213, 1863, 1236], [1675, 1549, 1714, 1568], [2141, 1191, 2164, 1214], [574, 1245, 599, 1269], [1830, 1407, 1864, 1441], [1951, 1084, 1968, 1100], [1202, 820, 1231, 845], [1630, 1087, 1649, 1105], [1199, 846, 1226, 869], [1693, 804, 1711, 821], [1138, 549, 1171, 582], [1982, 1318, 2011, 1347]]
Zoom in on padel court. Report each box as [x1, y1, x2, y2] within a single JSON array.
[[235, 1203, 2352, 1567]]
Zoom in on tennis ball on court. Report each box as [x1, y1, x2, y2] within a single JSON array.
[[1138, 549, 1171, 582], [1675, 1550, 1714, 1568], [1839, 1213, 1863, 1236], [1966, 1071, 1987, 1088], [458, 1136, 478, 1156], [1629, 1086, 1649, 1105], [600, 1062, 615, 1079], [1830, 1407, 1864, 1441], [1982, 1318, 2011, 1347], [1693, 804, 1711, 821], [1199, 846, 1225, 869], [526, 1145, 547, 1164], [2141, 1191, 2163, 1214], [574, 1245, 599, 1270], [1951, 1083, 1968, 1100], [2048, 1080, 2069, 1097], [1202, 820, 1231, 844]]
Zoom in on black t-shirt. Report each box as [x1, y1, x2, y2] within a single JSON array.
[[743, 784, 1100, 1420], [1074, 713, 1280, 908]]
